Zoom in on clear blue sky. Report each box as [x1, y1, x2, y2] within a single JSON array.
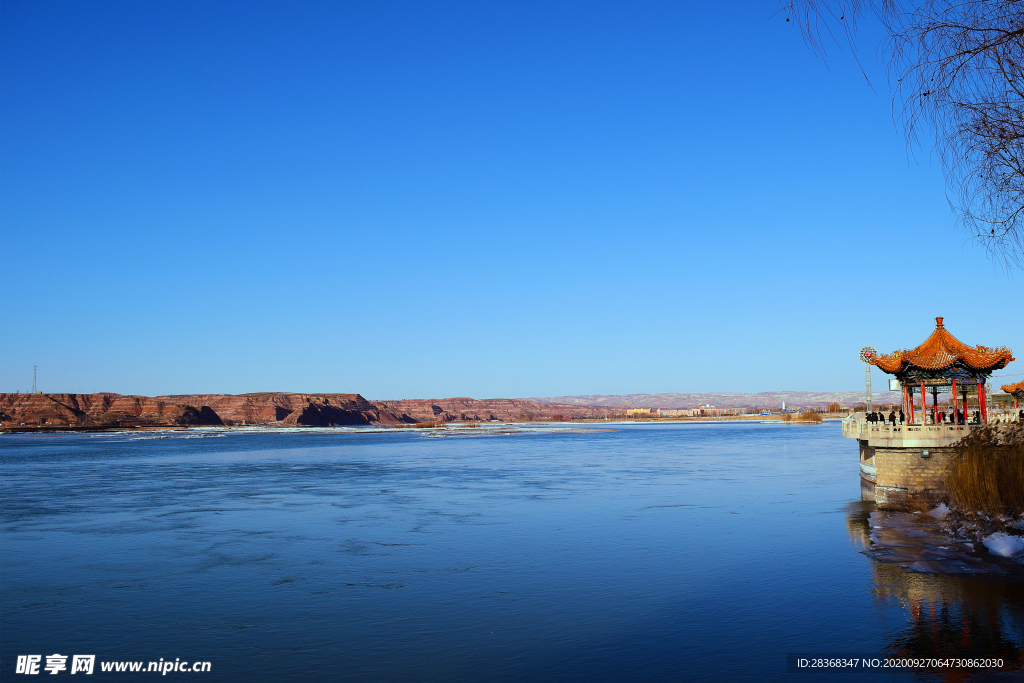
[[2, 0, 1020, 399]]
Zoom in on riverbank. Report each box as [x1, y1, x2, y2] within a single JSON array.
[[0, 413, 841, 434], [0, 392, 845, 433]]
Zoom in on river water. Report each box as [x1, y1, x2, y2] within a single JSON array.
[[1, 422, 1021, 681]]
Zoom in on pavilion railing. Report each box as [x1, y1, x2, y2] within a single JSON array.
[[841, 416, 983, 441]]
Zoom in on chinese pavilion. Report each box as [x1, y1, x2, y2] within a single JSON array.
[[1002, 380, 1024, 409], [864, 317, 1014, 425]]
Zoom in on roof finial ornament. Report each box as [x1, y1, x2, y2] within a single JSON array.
[[936, 316, 944, 327]]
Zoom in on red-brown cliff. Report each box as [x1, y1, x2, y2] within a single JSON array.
[[0, 392, 613, 431], [371, 397, 612, 423], [0, 393, 222, 428], [156, 393, 405, 426], [0, 392, 403, 429]]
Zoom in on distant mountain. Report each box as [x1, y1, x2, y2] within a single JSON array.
[[528, 391, 904, 410]]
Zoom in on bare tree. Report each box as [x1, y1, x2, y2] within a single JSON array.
[[784, 0, 1024, 266]]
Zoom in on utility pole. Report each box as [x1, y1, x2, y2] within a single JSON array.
[[865, 363, 872, 412], [32, 365, 37, 394], [859, 347, 876, 413]]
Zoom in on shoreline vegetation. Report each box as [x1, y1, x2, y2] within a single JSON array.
[[940, 423, 1024, 545], [948, 423, 1024, 515], [873, 423, 1024, 562], [780, 410, 824, 424]]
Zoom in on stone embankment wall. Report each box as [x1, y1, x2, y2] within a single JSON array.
[[855, 421, 1024, 510], [868, 443, 956, 509], [849, 417, 975, 510]]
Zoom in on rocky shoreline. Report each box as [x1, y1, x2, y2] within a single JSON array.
[[860, 504, 1024, 577]]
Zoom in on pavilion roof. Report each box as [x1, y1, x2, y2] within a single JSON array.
[[870, 317, 1014, 375], [1002, 380, 1024, 396]]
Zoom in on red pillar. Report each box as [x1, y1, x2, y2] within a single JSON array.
[[903, 385, 909, 422], [952, 379, 958, 425], [908, 386, 915, 424], [920, 381, 928, 424], [980, 380, 988, 424]]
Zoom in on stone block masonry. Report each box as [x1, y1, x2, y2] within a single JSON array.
[[870, 444, 955, 509]]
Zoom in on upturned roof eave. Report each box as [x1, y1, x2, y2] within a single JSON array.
[[867, 317, 1013, 377], [874, 358, 1009, 376]]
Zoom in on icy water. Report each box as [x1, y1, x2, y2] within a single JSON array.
[[1, 422, 1022, 682]]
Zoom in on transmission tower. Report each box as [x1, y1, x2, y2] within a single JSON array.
[[32, 365, 37, 393]]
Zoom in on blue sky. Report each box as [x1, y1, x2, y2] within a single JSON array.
[[1, 0, 1020, 399]]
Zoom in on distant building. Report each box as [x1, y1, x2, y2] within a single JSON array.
[[626, 408, 656, 416], [689, 406, 742, 417], [625, 406, 744, 418]]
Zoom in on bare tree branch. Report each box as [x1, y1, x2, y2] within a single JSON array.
[[783, 0, 1024, 267]]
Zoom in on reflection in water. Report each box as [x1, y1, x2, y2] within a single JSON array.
[[846, 502, 1024, 681]]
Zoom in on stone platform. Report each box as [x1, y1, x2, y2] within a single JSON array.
[[842, 416, 977, 510]]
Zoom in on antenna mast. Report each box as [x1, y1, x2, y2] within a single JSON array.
[[32, 365, 37, 393]]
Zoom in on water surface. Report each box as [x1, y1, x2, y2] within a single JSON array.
[[2, 423, 1021, 681]]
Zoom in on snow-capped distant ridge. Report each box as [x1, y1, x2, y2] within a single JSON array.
[[527, 391, 903, 410]]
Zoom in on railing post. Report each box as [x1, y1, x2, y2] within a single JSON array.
[[980, 379, 988, 424], [952, 378, 957, 425]]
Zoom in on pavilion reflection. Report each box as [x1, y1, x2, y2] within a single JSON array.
[[846, 503, 1024, 681]]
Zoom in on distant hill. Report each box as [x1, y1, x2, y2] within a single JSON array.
[[528, 391, 904, 410], [0, 392, 615, 430], [1, 389, 913, 432]]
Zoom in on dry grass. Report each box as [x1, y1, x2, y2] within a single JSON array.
[[947, 424, 1024, 515], [412, 421, 443, 429], [780, 410, 823, 423]]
